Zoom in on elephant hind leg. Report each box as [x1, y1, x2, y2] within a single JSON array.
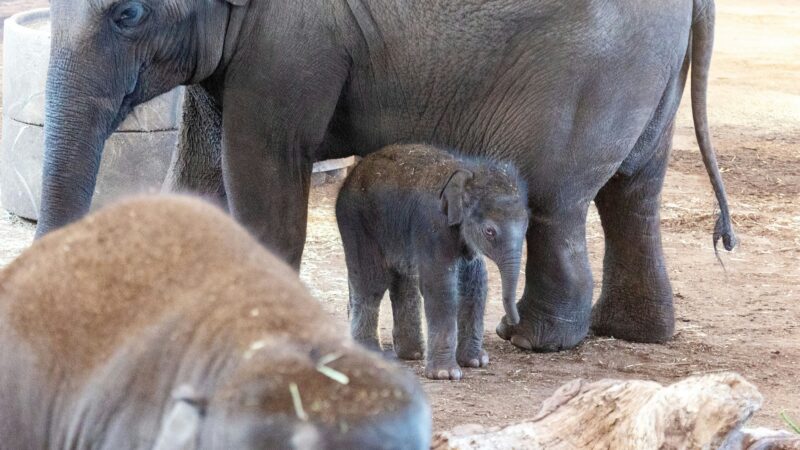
[[389, 271, 425, 360], [346, 262, 390, 353], [339, 212, 390, 353], [591, 124, 675, 343]]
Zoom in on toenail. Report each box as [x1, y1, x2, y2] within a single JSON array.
[[496, 323, 511, 340], [511, 335, 533, 350]]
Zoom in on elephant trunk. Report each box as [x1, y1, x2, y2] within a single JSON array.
[[498, 255, 522, 326], [36, 49, 127, 238]]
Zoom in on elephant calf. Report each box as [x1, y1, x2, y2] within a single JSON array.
[[336, 145, 529, 381], [0, 196, 430, 449]]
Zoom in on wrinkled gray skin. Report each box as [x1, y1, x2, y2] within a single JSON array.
[[38, 0, 736, 352], [336, 145, 529, 380]]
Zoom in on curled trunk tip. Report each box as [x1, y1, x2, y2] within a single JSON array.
[[499, 259, 522, 326]]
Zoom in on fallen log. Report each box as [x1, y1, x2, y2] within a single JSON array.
[[433, 373, 800, 450]]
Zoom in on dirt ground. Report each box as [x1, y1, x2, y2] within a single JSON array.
[[1, 0, 798, 433]]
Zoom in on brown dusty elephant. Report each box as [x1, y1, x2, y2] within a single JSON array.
[[0, 196, 430, 449]]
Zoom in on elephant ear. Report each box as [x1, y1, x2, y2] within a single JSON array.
[[152, 385, 207, 450], [440, 169, 474, 226]]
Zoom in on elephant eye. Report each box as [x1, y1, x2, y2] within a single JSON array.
[[113, 2, 148, 29], [483, 226, 497, 239]]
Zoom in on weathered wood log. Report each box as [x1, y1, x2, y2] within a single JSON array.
[[433, 373, 800, 450], [722, 428, 800, 450]]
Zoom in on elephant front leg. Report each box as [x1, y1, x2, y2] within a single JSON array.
[[456, 258, 489, 368], [222, 138, 311, 268], [420, 264, 462, 380], [220, 71, 347, 268], [497, 207, 593, 352], [591, 136, 674, 342]]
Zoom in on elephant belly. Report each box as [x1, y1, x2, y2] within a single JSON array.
[[338, 76, 667, 212], [334, 0, 691, 212]]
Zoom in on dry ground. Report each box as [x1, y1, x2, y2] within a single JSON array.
[[1, 0, 798, 432]]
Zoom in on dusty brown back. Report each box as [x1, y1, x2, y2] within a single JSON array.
[[0, 196, 335, 381]]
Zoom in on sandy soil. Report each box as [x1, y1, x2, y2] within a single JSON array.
[[1, 0, 798, 432]]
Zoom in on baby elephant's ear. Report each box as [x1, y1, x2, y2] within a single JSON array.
[[152, 385, 206, 450], [440, 169, 474, 226]]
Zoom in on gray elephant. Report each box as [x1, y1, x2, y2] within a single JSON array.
[[0, 196, 431, 449], [337, 144, 529, 380], [37, 0, 735, 353]]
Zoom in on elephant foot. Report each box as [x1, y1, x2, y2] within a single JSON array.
[[354, 336, 383, 354], [496, 306, 589, 352], [424, 359, 463, 381], [590, 292, 674, 343], [457, 348, 489, 368], [393, 338, 424, 361]]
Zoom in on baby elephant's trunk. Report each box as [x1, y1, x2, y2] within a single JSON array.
[[499, 257, 522, 325]]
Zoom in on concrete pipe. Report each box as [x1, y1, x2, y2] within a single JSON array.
[[1, 8, 182, 220]]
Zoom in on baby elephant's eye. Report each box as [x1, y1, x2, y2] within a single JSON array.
[[483, 227, 497, 238], [114, 2, 148, 29]]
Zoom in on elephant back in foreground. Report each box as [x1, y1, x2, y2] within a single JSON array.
[[0, 195, 430, 449]]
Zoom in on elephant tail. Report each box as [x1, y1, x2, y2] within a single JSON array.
[[691, 0, 737, 252]]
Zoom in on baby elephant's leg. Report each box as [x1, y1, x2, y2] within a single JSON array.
[[345, 246, 390, 353], [457, 258, 490, 368], [420, 263, 462, 380], [389, 271, 424, 360], [348, 279, 387, 352]]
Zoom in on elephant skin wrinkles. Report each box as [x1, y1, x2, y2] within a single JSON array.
[[39, 0, 735, 353]]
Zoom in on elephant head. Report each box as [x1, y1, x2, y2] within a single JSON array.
[[149, 339, 431, 450], [37, 0, 246, 237], [440, 164, 529, 325]]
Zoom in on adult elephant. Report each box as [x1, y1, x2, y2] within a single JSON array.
[[38, 0, 735, 352]]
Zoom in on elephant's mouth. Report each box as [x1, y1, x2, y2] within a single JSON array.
[[115, 65, 148, 128], [127, 65, 147, 99], [113, 97, 135, 131]]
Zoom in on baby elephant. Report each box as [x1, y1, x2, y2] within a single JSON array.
[[0, 196, 430, 449], [336, 144, 529, 380]]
